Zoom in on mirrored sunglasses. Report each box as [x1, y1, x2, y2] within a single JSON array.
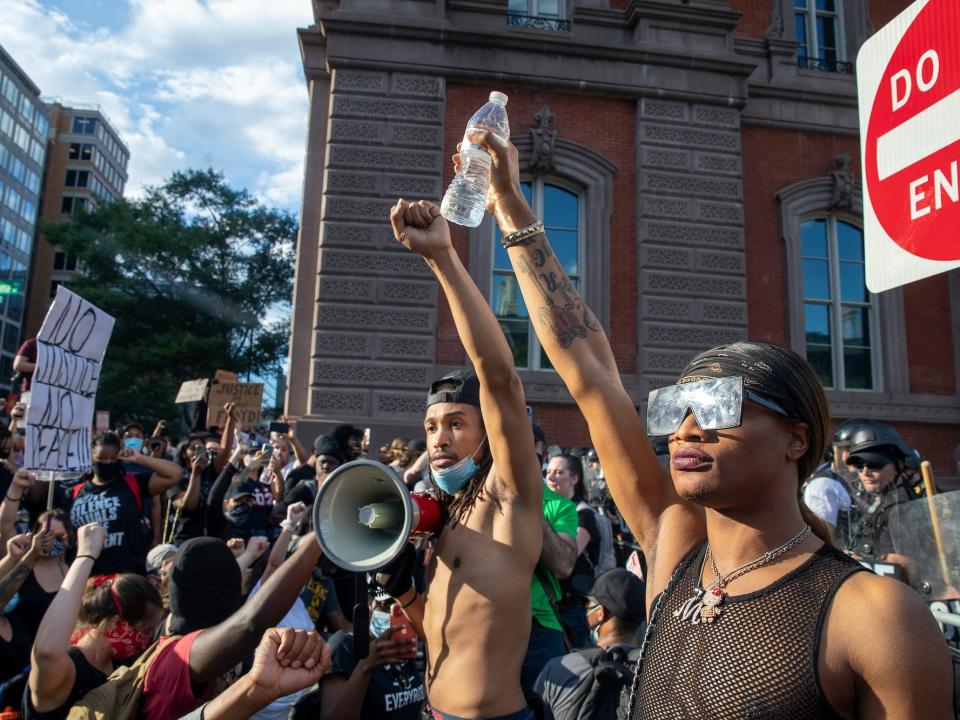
[[646, 376, 789, 437]]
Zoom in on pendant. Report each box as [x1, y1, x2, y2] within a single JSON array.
[[673, 585, 725, 625]]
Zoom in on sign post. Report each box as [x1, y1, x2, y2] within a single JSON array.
[[858, 0, 960, 292]]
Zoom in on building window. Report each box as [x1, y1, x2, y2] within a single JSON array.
[[68, 143, 94, 161], [801, 216, 876, 390], [53, 250, 77, 271], [65, 169, 90, 188], [491, 179, 581, 370], [794, 0, 852, 73], [71, 116, 98, 135], [61, 196, 87, 215], [507, 0, 571, 31]]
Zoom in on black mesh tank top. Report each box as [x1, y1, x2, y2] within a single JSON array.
[[631, 542, 865, 720]]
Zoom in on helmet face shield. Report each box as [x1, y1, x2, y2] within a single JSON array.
[[646, 376, 789, 438]]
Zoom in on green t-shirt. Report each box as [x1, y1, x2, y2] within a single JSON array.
[[531, 484, 578, 632]]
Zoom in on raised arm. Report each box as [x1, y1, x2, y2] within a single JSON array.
[[119, 448, 182, 496], [0, 470, 33, 555], [172, 456, 204, 512], [0, 529, 50, 609], [390, 200, 541, 508], [471, 133, 705, 589], [215, 403, 239, 473], [29, 523, 106, 713], [187, 534, 323, 685]]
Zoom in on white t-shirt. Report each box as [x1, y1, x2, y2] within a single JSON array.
[[803, 476, 852, 527]]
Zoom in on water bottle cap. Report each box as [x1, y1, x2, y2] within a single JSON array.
[[489, 91, 508, 105]]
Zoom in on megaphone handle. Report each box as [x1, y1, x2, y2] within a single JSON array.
[[353, 573, 370, 662]]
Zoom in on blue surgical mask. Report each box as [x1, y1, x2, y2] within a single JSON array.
[[370, 609, 391, 638], [124, 438, 143, 452], [431, 437, 486, 496], [2, 592, 18, 615]]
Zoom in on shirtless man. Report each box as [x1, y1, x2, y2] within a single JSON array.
[[463, 132, 952, 719], [382, 199, 543, 719]]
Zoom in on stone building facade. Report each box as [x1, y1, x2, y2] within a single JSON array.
[[287, 0, 959, 483]]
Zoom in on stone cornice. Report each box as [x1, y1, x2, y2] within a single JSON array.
[[827, 391, 960, 425]]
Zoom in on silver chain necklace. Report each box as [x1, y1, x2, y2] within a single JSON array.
[[672, 525, 811, 625]]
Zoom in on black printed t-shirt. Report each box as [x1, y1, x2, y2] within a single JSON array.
[[323, 631, 425, 720], [69, 474, 151, 575]]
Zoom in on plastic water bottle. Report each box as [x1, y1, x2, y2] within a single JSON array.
[[441, 91, 510, 227]]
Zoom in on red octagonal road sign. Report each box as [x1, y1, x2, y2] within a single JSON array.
[[858, 0, 960, 292]]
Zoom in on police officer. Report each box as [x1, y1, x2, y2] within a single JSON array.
[[844, 422, 924, 560]]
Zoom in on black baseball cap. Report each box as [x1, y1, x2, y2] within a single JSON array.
[[846, 448, 898, 467], [572, 569, 645, 623], [225, 480, 257, 501], [426, 369, 481, 408]]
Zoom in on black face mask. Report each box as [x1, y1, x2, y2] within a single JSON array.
[[94, 461, 123, 484], [225, 504, 252, 527]]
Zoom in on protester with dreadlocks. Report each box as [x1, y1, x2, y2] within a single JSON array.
[[375, 198, 543, 720], [464, 130, 953, 718]]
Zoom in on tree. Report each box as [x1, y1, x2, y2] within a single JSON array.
[[44, 169, 296, 430]]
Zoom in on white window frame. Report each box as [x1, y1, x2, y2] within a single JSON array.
[[490, 177, 584, 371], [801, 213, 881, 391], [508, 0, 566, 19], [794, 0, 847, 65]]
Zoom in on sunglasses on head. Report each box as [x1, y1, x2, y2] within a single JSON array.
[[646, 376, 790, 437], [849, 460, 887, 472]]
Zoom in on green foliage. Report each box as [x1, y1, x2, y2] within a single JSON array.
[[44, 169, 296, 429]]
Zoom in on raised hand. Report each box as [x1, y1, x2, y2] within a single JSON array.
[[249, 628, 332, 700], [390, 199, 452, 260], [284, 502, 307, 529], [6, 532, 31, 560], [10, 469, 35, 493], [29, 524, 54, 559], [76, 523, 107, 560], [456, 130, 523, 218], [226, 537, 246, 557]]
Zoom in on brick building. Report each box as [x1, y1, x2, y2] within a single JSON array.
[[287, 0, 959, 483], [24, 102, 129, 338]]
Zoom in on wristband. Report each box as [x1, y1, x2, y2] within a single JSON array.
[[501, 221, 545, 249], [4, 494, 21, 503], [76, 554, 97, 562]]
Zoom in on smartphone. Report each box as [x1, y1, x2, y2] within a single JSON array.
[[389, 604, 418, 659], [269, 422, 289, 434]]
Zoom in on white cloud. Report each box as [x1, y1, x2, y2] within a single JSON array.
[[0, 0, 312, 208]]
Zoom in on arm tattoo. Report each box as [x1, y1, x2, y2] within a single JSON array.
[[517, 254, 591, 348], [0, 562, 32, 610]]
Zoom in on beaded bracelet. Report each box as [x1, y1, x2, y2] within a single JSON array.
[[501, 221, 545, 249]]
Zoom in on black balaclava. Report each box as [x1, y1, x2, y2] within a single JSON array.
[[168, 537, 243, 635]]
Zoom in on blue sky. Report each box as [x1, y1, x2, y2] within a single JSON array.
[[0, 0, 314, 215]]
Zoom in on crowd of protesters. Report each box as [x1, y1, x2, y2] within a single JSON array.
[[0, 135, 953, 720]]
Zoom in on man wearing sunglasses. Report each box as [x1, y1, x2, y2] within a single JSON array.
[[845, 424, 925, 560], [463, 130, 952, 718]]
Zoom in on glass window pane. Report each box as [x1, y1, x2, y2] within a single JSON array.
[[817, 17, 837, 50], [841, 306, 870, 347], [801, 219, 826, 257], [794, 13, 808, 51], [803, 258, 830, 299], [543, 184, 578, 229], [816, 0, 834, 12], [837, 221, 863, 260], [550, 229, 579, 275], [493, 237, 512, 271], [843, 347, 873, 390], [804, 303, 831, 344], [537, 0, 560, 16], [839, 261, 868, 302], [539, 345, 554, 370], [500, 319, 529, 368], [491, 274, 528, 319], [806, 345, 833, 388]]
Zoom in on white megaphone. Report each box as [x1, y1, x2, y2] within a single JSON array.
[[312, 459, 443, 572]]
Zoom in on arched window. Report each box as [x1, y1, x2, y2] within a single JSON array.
[[801, 215, 877, 389], [492, 179, 582, 370]]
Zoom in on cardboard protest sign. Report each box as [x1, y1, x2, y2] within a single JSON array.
[[206, 382, 263, 429], [175, 379, 209, 404], [26, 287, 115, 473]]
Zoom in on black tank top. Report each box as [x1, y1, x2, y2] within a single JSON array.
[[631, 542, 865, 720]]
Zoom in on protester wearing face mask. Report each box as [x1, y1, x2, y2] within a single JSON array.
[[69, 433, 181, 575], [25, 522, 163, 720], [316, 597, 424, 720], [0, 508, 72, 641], [533, 569, 646, 720]]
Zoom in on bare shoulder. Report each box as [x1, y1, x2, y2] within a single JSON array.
[[824, 571, 953, 718]]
